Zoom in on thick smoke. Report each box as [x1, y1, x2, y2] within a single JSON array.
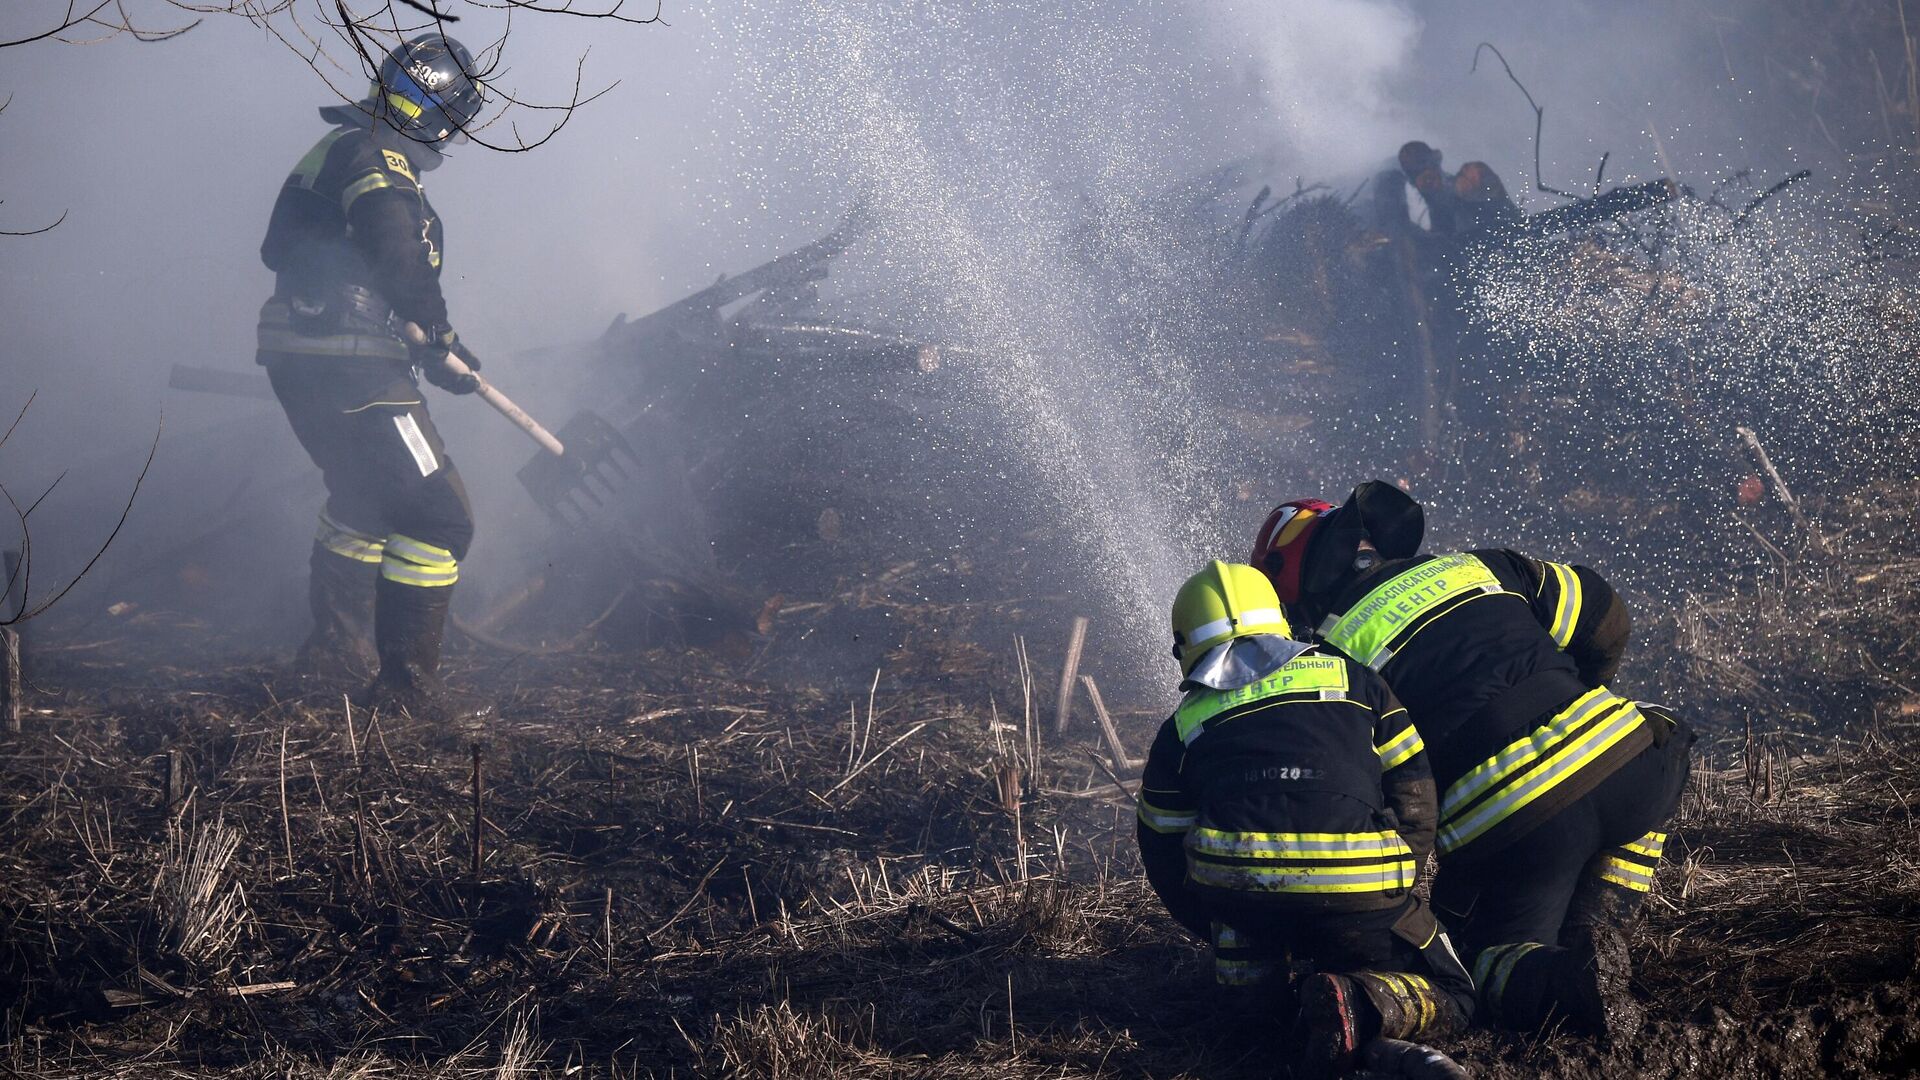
[[0, 0, 1911, 687]]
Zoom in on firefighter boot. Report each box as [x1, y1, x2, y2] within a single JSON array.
[[1473, 927, 1642, 1047], [363, 576, 487, 726], [293, 542, 377, 688], [1347, 970, 1466, 1044], [1293, 972, 1375, 1079]]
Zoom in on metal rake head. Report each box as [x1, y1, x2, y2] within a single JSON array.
[[516, 410, 643, 527]]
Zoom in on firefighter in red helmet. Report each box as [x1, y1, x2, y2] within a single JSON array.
[[1250, 481, 1693, 1046]]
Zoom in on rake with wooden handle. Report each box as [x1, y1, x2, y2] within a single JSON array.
[[398, 321, 640, 525]]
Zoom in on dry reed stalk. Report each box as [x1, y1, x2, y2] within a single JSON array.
[[153, 813, 250, 970], [278, 726, 293, 873], [1051, 616, 1089, 735], [471, 742, 485, 882]]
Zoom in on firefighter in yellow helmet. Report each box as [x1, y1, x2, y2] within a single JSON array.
[[1137, 561, 1473, 1077]]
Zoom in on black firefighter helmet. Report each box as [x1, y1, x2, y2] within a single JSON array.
[[323, 34, 485, 147]]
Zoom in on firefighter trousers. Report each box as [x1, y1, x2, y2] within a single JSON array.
[[263, 353, 474, 601], [1209, 896, 1475, 1038], [1435, 706, 1693, 1035], [1436, 706, 1694, 955]]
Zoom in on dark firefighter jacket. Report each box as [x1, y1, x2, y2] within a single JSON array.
[[1136, 645, 1437, 941], [1298, 549, 1646, 863], [257, 122, 448, 361]]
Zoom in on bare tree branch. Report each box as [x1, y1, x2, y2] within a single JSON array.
[[1472, 42, 1583, 201], [0, 405, 161, 627]]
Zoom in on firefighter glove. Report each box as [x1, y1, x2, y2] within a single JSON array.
[[413, 326, 482, 395]]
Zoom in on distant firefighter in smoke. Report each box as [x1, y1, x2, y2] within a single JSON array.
[[1137, 560, 1474, 1078], [1251, 481, 1695, 1046], [254, 34, 489, 721]]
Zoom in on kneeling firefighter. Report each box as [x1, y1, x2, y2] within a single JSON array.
[[1249, 481, 1695, 1044], [256, 34, 489, 717], [1137, 561, 1474, 1078]]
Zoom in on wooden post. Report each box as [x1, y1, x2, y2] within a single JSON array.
[[1051, 616, 1089, 735], [160, 749, 187, 812], [1, 627, 18, 735], [1736, 426, 1825, 553], [3, 549, 21, 734], [1080, 675, 1141, 771]]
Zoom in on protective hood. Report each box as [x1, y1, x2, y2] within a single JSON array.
[[1301, 479, 1426, 599], [317, 102, 448, 171], [318, 102, 374, 130], [1181, 634, 1312, 692]]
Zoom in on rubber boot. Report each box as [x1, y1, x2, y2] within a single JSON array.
[[1293, 972, 1375, 1079], [1348, 970, 1466, 1043], [1474, 927, 1642, 1047], [362, 576, 488, 726], [292, 543, 377, 690], [1561, 876, 1648, 946]]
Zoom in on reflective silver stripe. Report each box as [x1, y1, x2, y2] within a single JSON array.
[[316, 511, 385, 563], [1136, 800, 1199, 834], [393, 414, 439, 478], [1181, 607, 1288, 645], [1377, 723, 1424, 770], [1213, 923, 1253, 948], [385, 534, 454, 565], [1187, 860, 1416, 893], [1597, 857, 1655, 891], [1623, 830, 1666, 858], [381, 533, 458, 588], [380, 557, 457, 587], [1189, 828, 1411, 860], [1547, 561, 1583, 647], [1439, 696, 1645, 851]]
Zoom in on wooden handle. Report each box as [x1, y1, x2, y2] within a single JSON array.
[[401, 322, 565, 457]]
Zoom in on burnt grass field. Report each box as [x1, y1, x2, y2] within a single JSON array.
[[4, 492, 1920, 1080]]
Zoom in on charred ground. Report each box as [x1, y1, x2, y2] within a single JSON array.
[[4, 491, 1920, 1079]]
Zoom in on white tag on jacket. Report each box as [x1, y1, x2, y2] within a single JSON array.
[[393, 413, 439, 477]]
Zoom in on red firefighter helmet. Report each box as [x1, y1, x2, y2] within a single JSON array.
[[1250, 498, 1336, 604]]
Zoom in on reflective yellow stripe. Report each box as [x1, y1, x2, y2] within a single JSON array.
[[1598, 856, 1655, 892], [1173, 654, 1351, 744], [1136, 798, 1198, 835], [1370, 971, 1435, 1032], [1443, 689, 1614, 810], [381, 561, 457, 587], [381, 533, 458, 588], [385, 534, 455, 565], [1214, 957, 1278, 986], [1439, 690, 1645, 852], [1546, 561, 1583, 648], [1377, 721, 1425, 770], [385, 90, 425, 120], [1623, 831, 1666, 858], [341, 171, 394, 212], [289, 130, 347, 189], [1187, 858, 1416, 893], [1189, 827, 1412, 860], [316, 511, 385, 563], [1473, 942, 1544, 1021], [1321, 553, 1506, 669]]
